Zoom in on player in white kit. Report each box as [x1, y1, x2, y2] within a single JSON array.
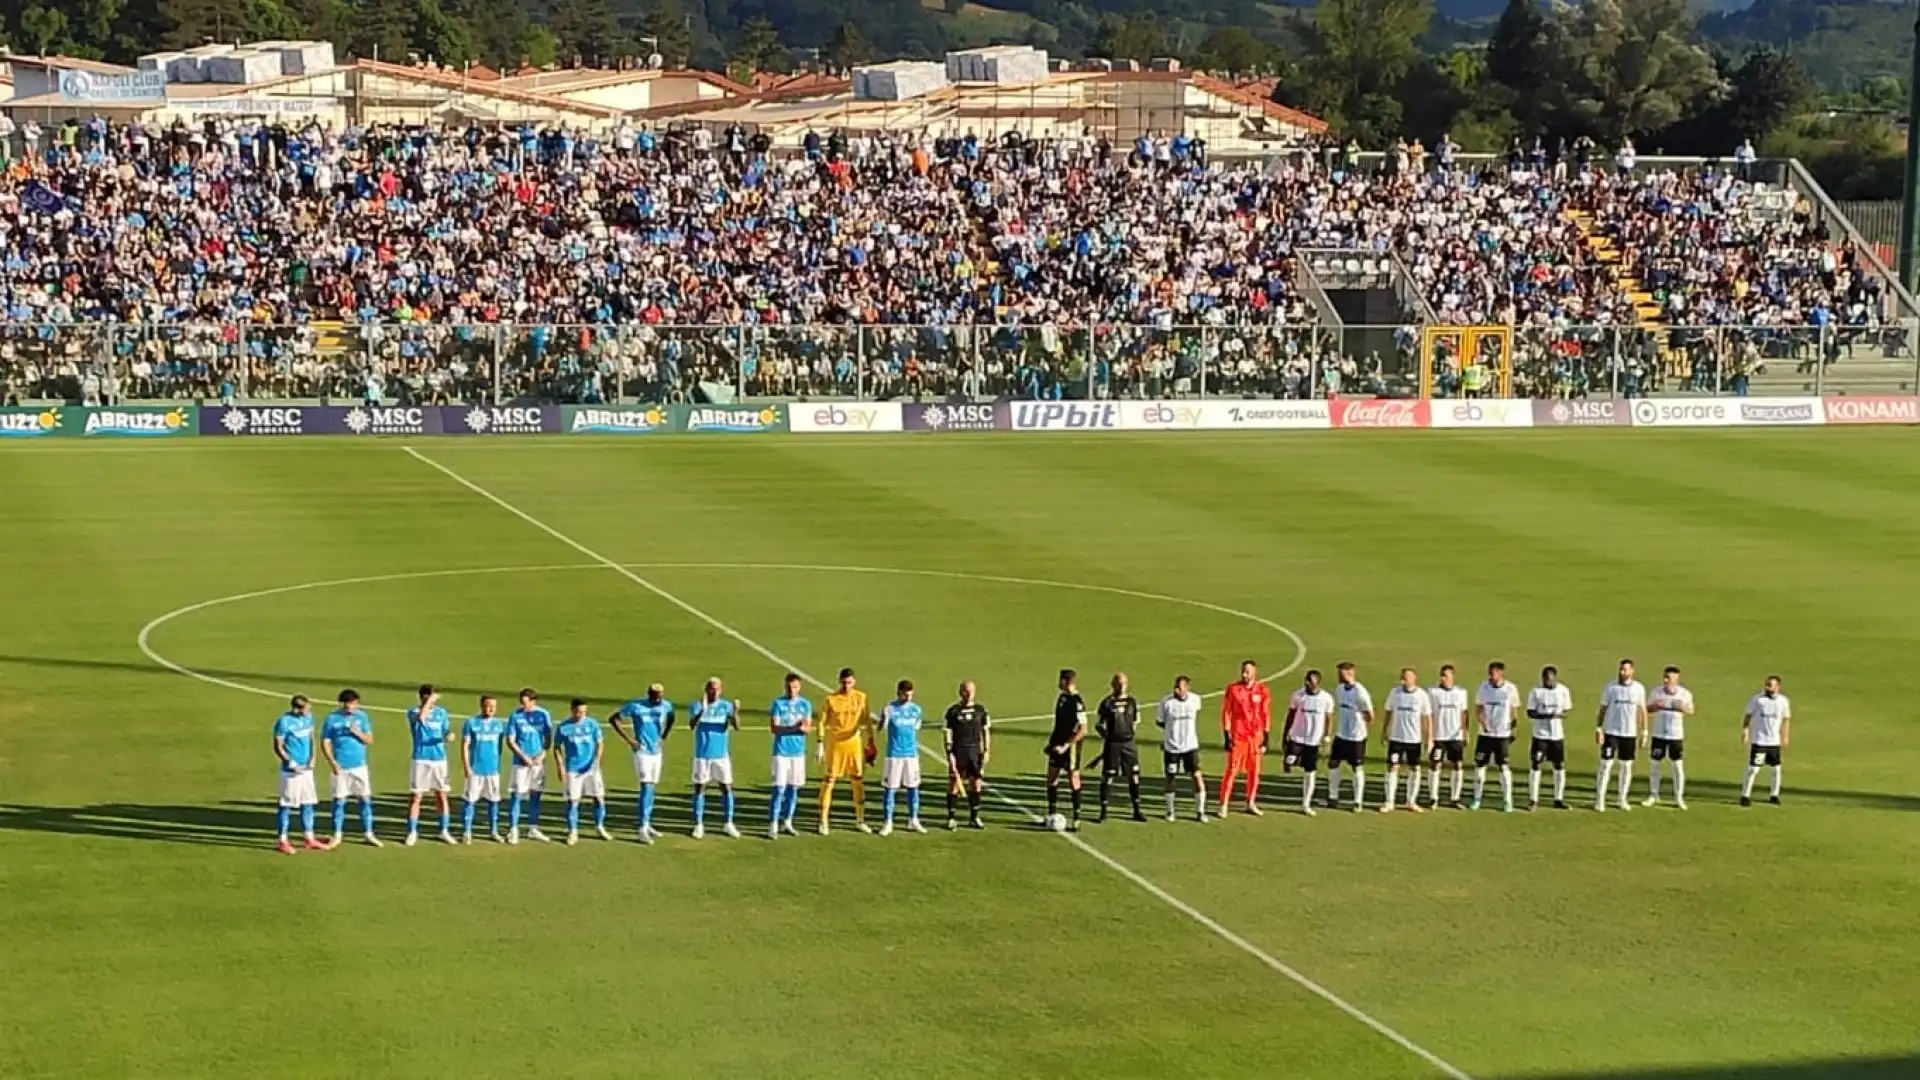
[[1156, 675, 1207, 822], [1473, 662, 1522, 812], [1426, 665, 1469, 809], [1740, 676, 1791, 806], [1379, 668, 1431, 813], [1644, 666, 1694, 809], [1283, 670, 1335, 817], [1525, 666, 1573, 810], [1595, 659, 1648, 812], [1328, 663, 1374, 812]]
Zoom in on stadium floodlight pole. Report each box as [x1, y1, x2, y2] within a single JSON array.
[[1902, 4, 1920, 293]]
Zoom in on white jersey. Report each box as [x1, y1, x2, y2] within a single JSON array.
[[1745, 691, 1791, 746], [1288, 689, 1335, 745], [1600, 679, 1647, 738], [1526, 684, 1573, 741], [1333, 681, 1374, 742], [1383, 686, 1431, 744], [1476, 680, 1521, 738], [1648, 684, 1694, 741], [1157, 692, 1202, 754], [1429, 685, 1468, 742]]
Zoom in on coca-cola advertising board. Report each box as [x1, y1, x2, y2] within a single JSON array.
[[1329, 398, 1431, 429]]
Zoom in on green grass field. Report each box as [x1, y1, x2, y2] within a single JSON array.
[[3, 430, 1918, 1080]]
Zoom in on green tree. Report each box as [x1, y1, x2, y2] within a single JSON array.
[[1484, 0, 1550, 131], [1549, 0, 1719, 141], [445, 0, 533, 69], [638, 0, 690, 67], [731, 13, 783, 75], [823, 21, 870, 70], [15, 4, 71, 54], [1093, 12, 1166, 64], [345, 0, 410, 60], [1722, 48, 1813, 141], [1194, 25, 1276, 76], [548, 0, 621, 65], [1288, 0, 1430, 141]]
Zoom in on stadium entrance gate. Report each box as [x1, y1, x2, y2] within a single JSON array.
[[1420, 325, 1514, 398]]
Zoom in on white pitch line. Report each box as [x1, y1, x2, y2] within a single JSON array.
[[403, 444, 1472, 1080]]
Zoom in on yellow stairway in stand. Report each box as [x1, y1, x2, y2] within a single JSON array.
[[311, 320, 351, 359], [1565, 208, 1681, 378]]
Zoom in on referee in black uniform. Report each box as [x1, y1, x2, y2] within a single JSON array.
[[943, 679, 991, 829], [1046, 669, 1088, 830], [1096, 672, 1146, 822]]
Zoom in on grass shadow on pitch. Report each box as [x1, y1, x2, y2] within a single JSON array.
[[0, 795, 495, 849], [0, 652, 641, 710], [1508, 1053, 1920, 1079]]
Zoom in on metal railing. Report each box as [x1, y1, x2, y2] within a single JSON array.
[[0, 321, 1911, 406]]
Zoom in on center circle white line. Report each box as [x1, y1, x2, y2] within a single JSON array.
[[137, 562, 1308, 717]]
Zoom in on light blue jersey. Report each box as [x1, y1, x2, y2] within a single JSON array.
[[463, 715, 507, 775], [617, 697, 674, 754], [322, 709, 371, 769], [555, 716, 602, 774], [507, 707, 553, 764], [882, 700, 924, 759], [769, 695, 812, 758], [408, 705, 452, 762], [274, 712, 315, 773], [690, 697, 735, 761]]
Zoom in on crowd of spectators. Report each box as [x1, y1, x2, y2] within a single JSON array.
[[0, 115, 1893, 404]]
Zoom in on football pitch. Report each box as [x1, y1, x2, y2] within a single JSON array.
[[2, 430, 1917, 1080]]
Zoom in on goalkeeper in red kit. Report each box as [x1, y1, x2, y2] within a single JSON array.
[[1218, 660, 1272, 816]]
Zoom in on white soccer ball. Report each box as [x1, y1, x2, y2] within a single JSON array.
[[1045, 812, 1067, 832]]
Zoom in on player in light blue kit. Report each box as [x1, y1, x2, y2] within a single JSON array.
[[272, 694, 321, 854], [320, 689, 380, 847], [611, 683, 675, 844], [688, 677, 741, 839], [406, 684, 456, 846], [461, 695, 508, 843], [555, 697, 610, 846], [767, 673, 813, 839], [880, 679, 927, 835], [505, 688, 554, 844]]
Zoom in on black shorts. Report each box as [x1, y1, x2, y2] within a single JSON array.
[[1473, 735, 1512, 767], [1599, 734, 1638, 762], [1530, 738, 1566, 768], [949, 746, 984, 782], [1102, 742, 1140, 778], [1429, 739, 1465, 765], [1163, 749, 1201, 776], [1330, 737, 1366, 768], [1045, 744, 1082, 773], [1649, 737, 1683, 762], [1748, 744, 1783, 767], [1386, 740, 1423, 766], [1283, 740, 1320, 773]]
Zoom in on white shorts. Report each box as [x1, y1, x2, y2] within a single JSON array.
[[331, 765, 372, 800], [883, 756, 922, 790], [509, 763, 545, 796], [464, 773, 502, 802], [632, 751, 663, 786], [409, 760, 451, 794], [279, 769, 318, 807], [771, 755, 807, 788], [690, 757, 734, 787], [563, 768, 606, 802]]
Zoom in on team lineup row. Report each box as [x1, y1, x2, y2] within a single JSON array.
[[264, 661, 1796, 852]]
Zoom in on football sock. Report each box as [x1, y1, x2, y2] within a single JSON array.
[[526, 792, 541, 826], [508, 795, 523, 830], [594, 800, 607, 827], [692, 791, 707, 825], [1327, 772, 1342, 806], [1127, 777, 1140, 814], [1617, 768, 1633, 805], [948, 790, 958, 819], [1406, 767, 1420, 807], [1352, 767, 1365, 809], [1648, 760, 1663, 799], [565, 800, 580, 832], [1499, 766, 1512, 805], [1301, 773, 1317, 809], [770, 785, 786, 825], [438, 808, 450, 833], [462, 802, 476, 833], [487, 801, 499, 832], [1245, 766, 1259, 803], [1164, 790, 1176, 816], [1473, 767, 1486, 804], [820, 782, 835, 827], [1553, 768, 1567, 801], [1596, 760, 1615, 803], [1098, 777, 1110, 813], [640, 784, 656, 829], [850, 777, 866, 823], [966, 788, 981, 819], [1770, 766, 1783, 797], [299, 805, 315, 836], [406, 812, 419, 836], [332, 801, 347, 835], [908, 789, 921, 820], [1528, 769, 1542, 804], [276, 806, 290, 838], [1741, 764, 1759, 798], [1047, 784, 1058, 816], [1450, 769, 1464, 804], [359, 798, 375, 834], [883, 788, 898, 824], [720, 790, 734, 823], [1069, 785, 1082, 820], [1672, 761, 1686, 801], [1384, 767, 1398, 807], [783, 786, 800, 822]]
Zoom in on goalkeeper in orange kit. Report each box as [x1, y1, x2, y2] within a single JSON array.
[[817, 667, 875, 834]]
